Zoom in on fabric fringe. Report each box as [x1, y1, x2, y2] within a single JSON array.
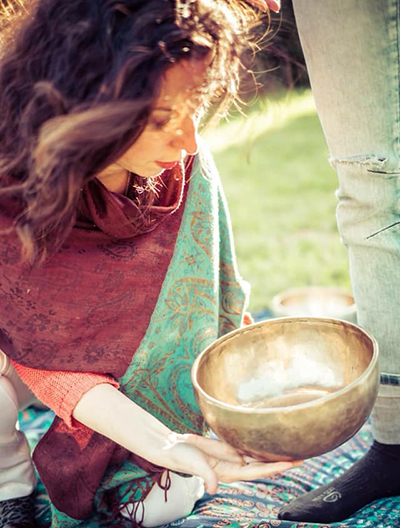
[[106, 469, 172, 527]]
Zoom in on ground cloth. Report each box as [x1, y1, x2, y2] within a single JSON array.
[[21, 407, 400, 528]]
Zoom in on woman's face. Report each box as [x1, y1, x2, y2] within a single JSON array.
[[111, 58, 208, 179]]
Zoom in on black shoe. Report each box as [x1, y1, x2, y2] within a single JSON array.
[[0, 495, 37, 528]]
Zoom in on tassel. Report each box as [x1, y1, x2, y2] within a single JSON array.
[[157, 470, 172, 503]]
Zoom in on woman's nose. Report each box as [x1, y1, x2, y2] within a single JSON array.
[[170, 116, 198, 155]]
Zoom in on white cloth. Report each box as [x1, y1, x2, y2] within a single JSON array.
[[121, 471, 205, 527]]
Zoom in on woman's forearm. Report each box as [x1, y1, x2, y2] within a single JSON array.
[[72, 383, 174, 466]]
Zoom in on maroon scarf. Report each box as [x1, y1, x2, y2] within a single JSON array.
[[0, 160, 192, 519], [0, 162, 189, 374]]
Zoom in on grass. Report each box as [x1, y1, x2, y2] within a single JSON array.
[[204, 89, 352, 313]]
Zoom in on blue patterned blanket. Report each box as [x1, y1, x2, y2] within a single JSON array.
[[20, 408, 399, 528]]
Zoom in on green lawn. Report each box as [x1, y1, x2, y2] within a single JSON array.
[[204, 89, 352, 313]]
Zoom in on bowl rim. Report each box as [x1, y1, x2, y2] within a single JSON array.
[[191, 316, 379, 414]]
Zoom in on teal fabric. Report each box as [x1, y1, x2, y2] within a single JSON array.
[[34, 147, 249, 526], [23, 394, 400, 528]]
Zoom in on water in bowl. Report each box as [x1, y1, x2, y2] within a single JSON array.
[[237, 355, 341, 409], [243, 386, 335, 409]]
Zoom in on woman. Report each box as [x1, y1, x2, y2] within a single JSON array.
[[0, 0, 295, 526]]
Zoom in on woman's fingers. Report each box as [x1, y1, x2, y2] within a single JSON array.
[[214, 459, 297, 483], [245, 0, 280, 13], [242, 455, 267, 464], [267, 0, 280, 12], [236, 460, 298, 480], [188, 456, 219, 494], [242, 455, 303, 466], [183, 434, 244, 463]]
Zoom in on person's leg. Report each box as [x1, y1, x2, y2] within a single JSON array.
[[279, 0, 400, 523], [0, 351, 37, 527]]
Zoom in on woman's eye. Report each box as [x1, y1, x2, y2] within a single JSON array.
[[149, 118, 170, 130]]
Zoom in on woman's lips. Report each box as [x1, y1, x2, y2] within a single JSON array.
[[156, 161, 179, 170]]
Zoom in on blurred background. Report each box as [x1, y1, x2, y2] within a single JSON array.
[[204, 2, 352, 317]]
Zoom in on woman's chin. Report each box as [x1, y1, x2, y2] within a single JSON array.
[[135, 168, 165, 179]]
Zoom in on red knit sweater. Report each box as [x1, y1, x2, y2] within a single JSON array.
[[12, 360, 118, 428]]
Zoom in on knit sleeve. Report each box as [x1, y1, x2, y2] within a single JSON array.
[[12, 360, 119, 429], [243, 312, 254, 326]]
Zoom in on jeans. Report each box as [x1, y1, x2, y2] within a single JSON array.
[[0, 352, 36, 500], [292, 0, 400, 443]]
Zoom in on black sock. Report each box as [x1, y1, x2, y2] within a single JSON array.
[[278, 440, 400, 523], [0, 494, 37, 528]]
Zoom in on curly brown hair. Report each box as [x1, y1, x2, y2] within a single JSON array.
[[0, 0, 261, 262]]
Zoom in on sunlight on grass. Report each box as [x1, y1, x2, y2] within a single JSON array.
[[204, 89, 352, 314], [205, 90, 317, 154]]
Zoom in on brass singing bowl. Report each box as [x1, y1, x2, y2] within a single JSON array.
[[272, 287, 357, 323], [191, 317, 379, 461]]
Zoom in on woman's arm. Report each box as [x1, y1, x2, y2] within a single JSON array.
[[73, 383, 299, 494]]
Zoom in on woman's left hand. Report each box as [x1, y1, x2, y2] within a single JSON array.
[[245, 0, 280, 13], [181, 433, 301, 494]]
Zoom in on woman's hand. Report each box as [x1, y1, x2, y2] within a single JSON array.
[[159, 432, 300, 494], [246, 0, 280, 13], [73, 384, 299, 493]]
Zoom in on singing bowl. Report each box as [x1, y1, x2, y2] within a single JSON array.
[[191, 317, 379, 461], [272, 287, 357, 323]]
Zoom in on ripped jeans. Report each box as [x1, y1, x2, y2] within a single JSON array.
[[292, 0, 400, 442]]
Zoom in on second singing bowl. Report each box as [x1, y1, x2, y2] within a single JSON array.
[[191, 317, 379, 461]]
